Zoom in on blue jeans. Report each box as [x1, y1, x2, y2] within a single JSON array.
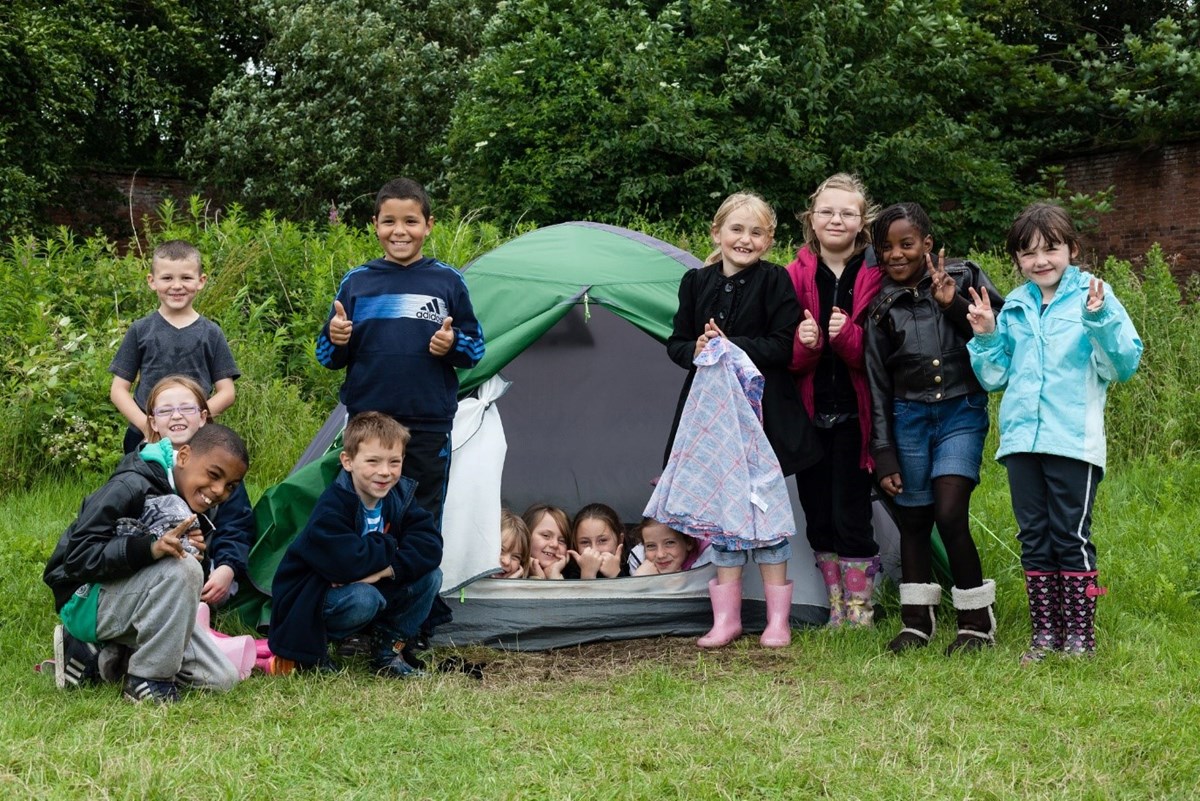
[[710, 538, 791, 567], [892, 393, 989, 507], [322, 568, 443, 641]]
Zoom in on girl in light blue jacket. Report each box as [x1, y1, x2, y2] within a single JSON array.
[[967, 202, 1142, 663]]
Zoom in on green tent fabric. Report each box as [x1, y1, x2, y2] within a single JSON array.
[[225, 222, 703, 629], [226, 449, 343, 628], [456, 222, 690, 394]]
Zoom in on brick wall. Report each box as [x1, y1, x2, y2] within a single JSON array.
[[43, 169, 201, 251], [1057, 140, 1199, 279]]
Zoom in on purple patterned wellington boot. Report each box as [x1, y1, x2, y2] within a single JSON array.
[[1020, 571, 1062, 665], [814, 552, 844, 628], [1060, 571, 1106, 656]]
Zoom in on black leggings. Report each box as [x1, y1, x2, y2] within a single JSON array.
[[894, 475, 983, 589]]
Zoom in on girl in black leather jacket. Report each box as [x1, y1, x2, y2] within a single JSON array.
[[864, 202, 1004, 656]]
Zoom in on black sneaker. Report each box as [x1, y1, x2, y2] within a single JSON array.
[[53, 625, 100, 689], [122, 674, 180, 704]]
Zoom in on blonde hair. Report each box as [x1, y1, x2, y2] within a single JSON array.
[[500, 509, 531, 574], [705, 192, 777, 266], [144, 375, 209, 443], [797, 173, 876, 257]]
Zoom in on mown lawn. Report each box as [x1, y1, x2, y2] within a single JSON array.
[[2, 458, 1199, 800]]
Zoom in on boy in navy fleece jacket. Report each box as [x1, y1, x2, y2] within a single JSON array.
[[268, 413, 443, 677], [315, 177, 484, 531]]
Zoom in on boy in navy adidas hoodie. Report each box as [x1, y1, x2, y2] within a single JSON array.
[[316, 177, 484, 531]]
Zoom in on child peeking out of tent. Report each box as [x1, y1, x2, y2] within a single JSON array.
[[629, 519, 711, 575], [494, 509, 530, 579], [522, 504, 570, 580], [564, 503, 628, 579], [267, 412, 443, 677]]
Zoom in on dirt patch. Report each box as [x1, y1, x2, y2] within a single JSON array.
[[434, 636, 799, 686]]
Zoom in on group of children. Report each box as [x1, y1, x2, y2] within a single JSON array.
[[677, 175, 1141, 665], [43, 171, 1142, 704], [495, 504, 709, 581]]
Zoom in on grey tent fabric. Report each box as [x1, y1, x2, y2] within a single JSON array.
[[274, 224, 906, 650]]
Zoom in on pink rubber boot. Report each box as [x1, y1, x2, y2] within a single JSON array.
[[760, 581, 794, 648], [697, 579, 744, 648]]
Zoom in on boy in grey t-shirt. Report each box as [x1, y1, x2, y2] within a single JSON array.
[[109, 240, 239, 452]]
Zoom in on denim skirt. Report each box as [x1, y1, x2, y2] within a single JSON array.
[[891, 392, 989, 507]]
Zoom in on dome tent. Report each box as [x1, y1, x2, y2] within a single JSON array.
[[228, 222, 907, 650]]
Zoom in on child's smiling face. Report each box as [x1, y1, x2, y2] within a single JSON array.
[[640, 522, 691, 574], [573, 518, 621, 555], [528, 512, 568, 569], [498, 531, 527, 577], [147, 257, 205, 313], [878, 218, 933, 287], [810, 187, 865, 257], [173, 444, 246, 514], [712, 207, 773, 273], [148, 385, 207, 446], [1016, 231, 1075, 302], [339, 437, 405, 508], [373, 198, 432, 266]]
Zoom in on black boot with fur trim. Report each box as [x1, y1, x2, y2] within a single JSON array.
[[887, 583, 941, 653], [945, 579, 997, 655]]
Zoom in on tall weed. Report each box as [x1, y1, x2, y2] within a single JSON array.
[[2, 207, 1196, 491]]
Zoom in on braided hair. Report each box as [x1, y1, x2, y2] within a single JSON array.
[[869, 202, 933, 253]]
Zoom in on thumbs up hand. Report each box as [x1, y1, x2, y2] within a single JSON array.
[[328, 299, 353, 346], [828, 306, 848, 340], [797, 308, 820, 348], [429, 316, 455, 356]]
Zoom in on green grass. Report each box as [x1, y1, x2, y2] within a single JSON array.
[[3, 459, 1200, 799]]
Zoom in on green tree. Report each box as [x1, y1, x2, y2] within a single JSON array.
[[447, 0, 1039, 251], [185, 0, 496, 223], [1047, 16, 1200, 150], [964, 0, 1193, 51], [0, 0, 262, 234]]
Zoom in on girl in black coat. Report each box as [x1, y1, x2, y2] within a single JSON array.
[[664, 191, 820, 650]]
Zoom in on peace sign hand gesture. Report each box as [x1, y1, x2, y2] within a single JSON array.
[[1086, 277, 1105, 313], [966, 287, 995, 335], [927, 249, 955, 308]]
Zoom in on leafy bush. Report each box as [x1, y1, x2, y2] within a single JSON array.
[[0, 200, 514, 489], [0, 0, 263, 234]]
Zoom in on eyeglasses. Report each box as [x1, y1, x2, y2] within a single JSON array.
[[814, 209, 862, 221], [152, 404, 202, 418]]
